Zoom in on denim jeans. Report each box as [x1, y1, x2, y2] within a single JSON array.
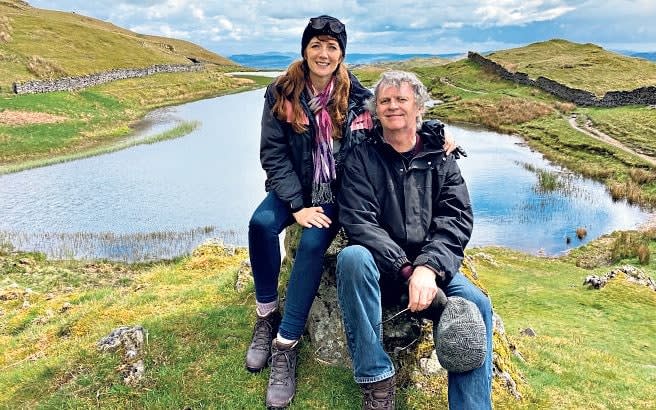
[[336, 245, 493, 410], [248, 191, 339, 341]]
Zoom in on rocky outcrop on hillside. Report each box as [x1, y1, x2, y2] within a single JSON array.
[[468, 52, 656, 107], [584, 265, 656, 291]]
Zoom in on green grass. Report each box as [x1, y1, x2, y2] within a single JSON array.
[[578, 106, 656, 156], [0, 244, 361, 409], [2, 239, 655, 408], [485, 39, 656, 96], [475, 247, 656, 409]]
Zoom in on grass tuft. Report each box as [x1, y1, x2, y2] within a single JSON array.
[[0, 120, 199, 174]]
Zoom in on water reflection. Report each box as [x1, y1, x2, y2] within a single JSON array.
[[457, 127, 647, 254], [0, 87, 649, 260]]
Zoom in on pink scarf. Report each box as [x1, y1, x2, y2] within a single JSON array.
[[307, 77, 336, 204]]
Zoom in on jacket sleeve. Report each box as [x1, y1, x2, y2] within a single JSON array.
[[338, 146, 411, 276], [259, 86, 304, 211], [413, 155, 473, 285]]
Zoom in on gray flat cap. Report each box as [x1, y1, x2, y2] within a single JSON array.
[[434, 296, 487, 373]]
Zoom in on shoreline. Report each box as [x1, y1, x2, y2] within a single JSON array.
[[0, 120, 200, 175]]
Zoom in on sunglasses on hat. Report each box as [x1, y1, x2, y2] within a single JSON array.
[[309, 16, 345, 34]]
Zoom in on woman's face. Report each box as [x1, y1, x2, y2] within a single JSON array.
[[304, 36, 343, 86]]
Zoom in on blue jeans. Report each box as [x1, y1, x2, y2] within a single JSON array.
[[248, 191, 339, 341], [336, 245, 493, 410]]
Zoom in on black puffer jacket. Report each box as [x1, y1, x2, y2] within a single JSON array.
[[260, 72, 372, 211], [338, 120, 473, 286]]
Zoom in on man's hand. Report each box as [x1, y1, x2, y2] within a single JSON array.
[[293, 207, 332, 228], [407, 265, 438, 312]]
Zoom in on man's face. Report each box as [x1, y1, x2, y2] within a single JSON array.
[[375, 82, 420, 133]]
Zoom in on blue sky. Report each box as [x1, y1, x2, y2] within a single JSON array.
[[28, 0, 656, 56]]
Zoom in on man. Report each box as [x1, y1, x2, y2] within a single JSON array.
[[336, 70, 493, 410]]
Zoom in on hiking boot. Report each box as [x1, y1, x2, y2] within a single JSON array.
[[265, 338, 299, 409], [245, 310, 281, 373], [361, 375, 396, 410]]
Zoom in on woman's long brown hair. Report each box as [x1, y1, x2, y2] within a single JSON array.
[[272, 42, 351, 138]]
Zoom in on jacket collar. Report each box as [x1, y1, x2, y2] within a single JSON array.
[[371, 120, 445, 152]]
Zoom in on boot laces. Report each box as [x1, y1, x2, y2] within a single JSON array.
[[251, 316, 274, 351], [269, 349, 294, 385]]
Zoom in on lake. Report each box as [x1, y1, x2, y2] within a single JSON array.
[[0, 81, 649, 260]]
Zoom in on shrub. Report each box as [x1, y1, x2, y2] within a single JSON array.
[[26, 55, 66, 79], [576, 227, 587, 240], [636, 244, 650, 264], [629, 168, 656, 184], [610, 231, 652, 265], [553, 101, 576, 114]]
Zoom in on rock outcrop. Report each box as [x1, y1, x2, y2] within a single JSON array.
[[282, 226, 526, 400], [584, 265, 656, 291]]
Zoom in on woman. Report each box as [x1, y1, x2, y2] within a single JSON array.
[[246, 15, 454, 408], [246, 15, 371, 409]]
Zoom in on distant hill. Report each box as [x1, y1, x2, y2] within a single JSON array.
[[626, 51, 656, 62], [0, 0, 237, 90], [483, 39, 656, 95], [229, 52, 463, 70]]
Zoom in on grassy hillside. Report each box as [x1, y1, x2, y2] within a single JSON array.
[[485, 39, 656, 96], [353, 40, 656, 207], [0, 0, 273, 172], [0, 0, 235, 91], [1, 237, 654, 408]]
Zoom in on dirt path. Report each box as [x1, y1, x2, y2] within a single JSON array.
[[439, 77, 486, 94], [567, 114, 656, 167], [0, 110, 68, 125], [433, 80, 654, 168]]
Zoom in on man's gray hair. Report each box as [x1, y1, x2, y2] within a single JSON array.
[[366, 70, 430, 127]]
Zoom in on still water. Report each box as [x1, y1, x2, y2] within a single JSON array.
[[0, 84, 650, 260]]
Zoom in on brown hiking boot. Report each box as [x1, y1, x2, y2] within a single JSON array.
[[245, 310, 281, 373], [361, 375, 396, 410], [265, 338, 299, 409]]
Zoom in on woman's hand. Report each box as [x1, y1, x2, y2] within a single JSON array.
[[443, 132, 457, 155], [293, 206, 332, 228]]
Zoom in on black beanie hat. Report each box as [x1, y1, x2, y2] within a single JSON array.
[[301, 15, 347, 58]]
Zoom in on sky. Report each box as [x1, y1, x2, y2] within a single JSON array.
[[27, 0, 656, 57]]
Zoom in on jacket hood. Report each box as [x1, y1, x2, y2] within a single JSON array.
[[417, 120, 445, 149]]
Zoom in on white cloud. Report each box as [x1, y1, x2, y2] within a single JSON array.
[[191, 5, 205, 20], [473, 1, 576, 26], [27, 0, 656, 55], [129, 23, 190, 39]]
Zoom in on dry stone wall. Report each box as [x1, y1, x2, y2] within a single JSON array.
[[13, 63, 203, 94], [468, 52, 656, 107]]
